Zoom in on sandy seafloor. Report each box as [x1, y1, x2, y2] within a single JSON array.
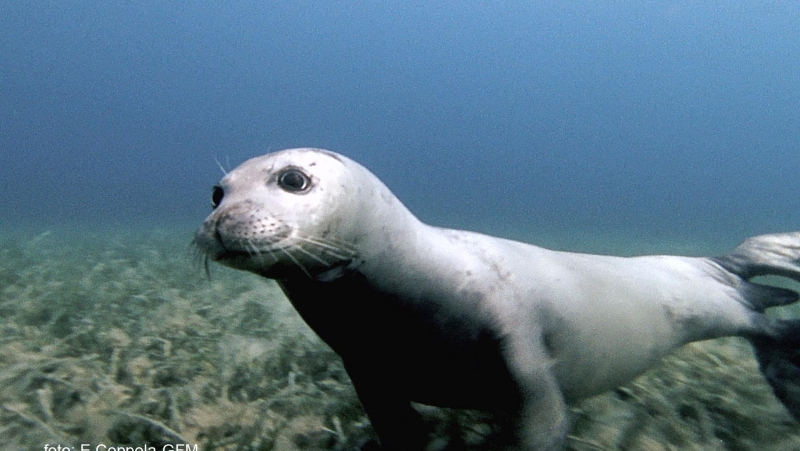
[[2, 225, 800, 451]]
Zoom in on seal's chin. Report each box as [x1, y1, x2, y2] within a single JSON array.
[[211, 250, 260, 267], [198, 249, 264, 274], [193, 232, 268, 273], [196, 238, 346, 280], [211, 249, 250, 262], [210, 245, 356, 281]]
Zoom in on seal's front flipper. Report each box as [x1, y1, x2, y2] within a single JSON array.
[[344, 360, 427, 451], [504, 335, 569, 451], [753, 319, 800, 419], [511, 370, 569, 451]]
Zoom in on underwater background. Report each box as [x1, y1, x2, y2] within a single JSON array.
[[2, 1, 800, 450]]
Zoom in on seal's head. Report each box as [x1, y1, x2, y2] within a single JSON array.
[[194, 148, 366, 280]]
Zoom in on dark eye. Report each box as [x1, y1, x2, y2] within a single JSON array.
[[277, 168, 311, 193], [211, 185, 224, 209]]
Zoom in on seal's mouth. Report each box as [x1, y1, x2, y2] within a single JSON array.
[[210, 249, 251, 262], [192, 226, 263, 271], [200, 236, 276, 268], [195, 243, 282, 278], [193, 216, 359, 281], [211, 226, 238, 260]]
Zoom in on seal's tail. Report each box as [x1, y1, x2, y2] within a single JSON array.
[[713, 232, 800, 419]]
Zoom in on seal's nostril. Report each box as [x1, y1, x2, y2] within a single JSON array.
[[211, 185, 224, 209]]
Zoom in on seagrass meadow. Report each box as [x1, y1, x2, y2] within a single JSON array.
[[2, 227, 800, 451]]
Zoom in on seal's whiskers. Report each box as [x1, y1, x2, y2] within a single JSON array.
[[292, 243, 336, 267], [296, 235, 356, 261], [277, 246, 312, 278]]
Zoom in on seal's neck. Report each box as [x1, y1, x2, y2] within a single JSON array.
[[351, 185, 466, 294], [352, 185, 426, 265]]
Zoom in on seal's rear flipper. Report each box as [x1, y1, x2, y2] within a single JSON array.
[[713, 232, 800, 282], [712, 232, 800, 312], [715, 232, 800, 418], [752, 320, 800, 420], [738, 282, 798, 312]]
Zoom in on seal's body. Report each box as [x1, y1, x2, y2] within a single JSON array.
[[194, 148, 800, 451]]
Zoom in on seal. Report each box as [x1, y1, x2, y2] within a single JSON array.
[[194, 147, 800, 450]]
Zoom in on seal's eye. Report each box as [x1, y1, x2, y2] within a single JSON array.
[[277, 168, 311, 193], [211, 185, 224, 209]]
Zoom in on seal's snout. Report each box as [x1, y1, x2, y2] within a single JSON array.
[[193, 205, 246, 262], [194, 200, 295, 270], [193, 216, 226, 260]]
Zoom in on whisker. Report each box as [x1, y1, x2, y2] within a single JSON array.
[[188, 238, 213, 280], [247, 240, 272, 267], [245, 239, 257, 257], [277, 247, 313, 278], [263, 246, 279, 265], [292, 243, 335, 267], [214, 155, 228, 175], [297, 236, 356, 258], [310, 234, 355, 249]]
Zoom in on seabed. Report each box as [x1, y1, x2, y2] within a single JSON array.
[[2, 227, 800, 450]]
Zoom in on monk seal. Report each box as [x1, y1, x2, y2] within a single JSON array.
[[194, 147, 800, 450]]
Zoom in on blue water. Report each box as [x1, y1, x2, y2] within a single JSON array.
[[2, 1, 799, 244]]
